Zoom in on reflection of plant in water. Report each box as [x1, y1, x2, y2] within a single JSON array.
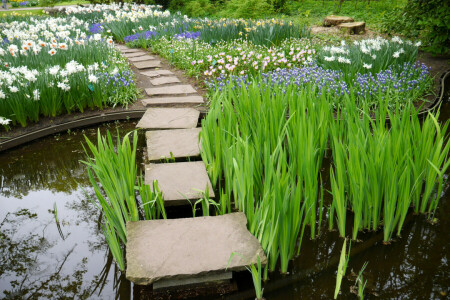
[[0, 209, 99, 299]]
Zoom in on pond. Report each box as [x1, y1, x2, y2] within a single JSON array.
[[0, 105, 449, 299]]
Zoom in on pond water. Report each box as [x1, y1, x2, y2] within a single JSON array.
[[0, 101, 449, 299]]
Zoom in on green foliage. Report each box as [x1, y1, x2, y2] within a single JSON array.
[[334, 239, 351, 299], [329, 102, 450, 242], [184, 0, 214, 17], [381, 0, 450, 54], [222, 0, 273, 19], [82, 130, 166, 270]]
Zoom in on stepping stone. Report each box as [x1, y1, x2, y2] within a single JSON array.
[[123, 52, 148, 58], [323, 15, 354, 26], [338, 22, 366, 34], [136, 108, 199, 129], [142, 96, 204, 106], [120, 48, 142, 53], [134, 60, 162, 69], [128, 55, 156, 62], [126, 213, 267, 285], [115, 45, 128, 50], [141, 70, 174, 78], [144, 161, 214, 205], [146, 85, 196, 96], [146, 128, 201, 161], [150, 76, 181, 86]]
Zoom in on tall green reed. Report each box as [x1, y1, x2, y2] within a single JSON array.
[[201, 80, 332, 273], [82, 130, 166, 270], [329, 100, 450, 242]]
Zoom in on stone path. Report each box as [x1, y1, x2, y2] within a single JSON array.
[[115, 43, 211, 205], [116, 44, 265, 291]]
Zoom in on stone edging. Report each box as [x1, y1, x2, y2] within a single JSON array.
[[0, 109, 147, 152]]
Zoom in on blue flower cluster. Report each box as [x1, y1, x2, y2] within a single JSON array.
[[210, 62, 430, 103], [173, 31, 201, 40], [89, 23, 104, 34], [19, 1, 29, 6], [97, 71, 134, 90], [124, 31, 158, 43], [353, 62, 430, 98]]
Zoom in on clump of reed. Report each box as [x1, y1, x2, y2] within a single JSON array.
[[329, 101, 450, 242], [82, 130, 166, 270], [201, 80, 332, 273]]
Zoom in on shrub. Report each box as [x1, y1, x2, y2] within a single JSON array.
[[382, 0, 450, 55]]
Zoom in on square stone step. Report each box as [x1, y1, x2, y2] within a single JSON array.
[[144, 161, 214, 205], [128, 55, 156, 62], [142, 96, 204, 106], [146, 85, 197, 96], [120, 48, 142, 53], [126, 212, 267, 285], [136, 108, 200, 129], [134, 60, 162, 69], [124, 52, 147, 58], [141, 70, 174, 78], [146, 128, 201, 161], [115, 45, 128, 50], [150, 76, 181, 86]]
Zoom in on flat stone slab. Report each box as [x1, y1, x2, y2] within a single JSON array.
[[150, 76, 181, 86], [142, 96, 204, 106], [146, 128, 201, 161], [323, 15, 354, 26], [145, 161, 214, 204], [126, 212, 267, 285], [115, 45, 128, 50], [120, 48, 142, 53], [136, 108, 199, 129], [141, 70, 174, 78], [134, 60, 162, 69], [146, 85, 197, 96], [124, 52, 147, 58], [128, 55, 156, 62]]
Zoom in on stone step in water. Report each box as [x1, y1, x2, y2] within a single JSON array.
[[142, 95, 204, 106], [123, 52, 147, 58], [146, 128, 201, 161], [136, 108, 199, 129], [144, 161, 214, 205], [134, 60, 162, 69], [150, 76, 181, 86], [128, 55, 156, 62], [146, 85, 197, 96], [126, 212, 266, 286], [141, 70, 174, 78]]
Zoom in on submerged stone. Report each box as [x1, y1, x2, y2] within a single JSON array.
[[126, 212, 267, 285]]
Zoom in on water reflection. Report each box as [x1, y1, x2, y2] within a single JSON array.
[[0, 121, 143, 300]]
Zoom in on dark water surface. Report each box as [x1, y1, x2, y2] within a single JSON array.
[[1, 101, 449, 299]]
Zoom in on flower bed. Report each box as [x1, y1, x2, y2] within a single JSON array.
[[0, 16, 138, 128]]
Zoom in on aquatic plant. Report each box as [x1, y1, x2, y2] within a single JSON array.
[[329, 102, 450, 242], [82, 130, 166, 270], [201, 80, 331, 273], [334, 239, 351, 299]]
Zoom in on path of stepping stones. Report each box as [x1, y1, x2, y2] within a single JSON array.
[[114, 44, 266, 290]]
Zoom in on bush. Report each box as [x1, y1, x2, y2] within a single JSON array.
[[382, 0, 450, 55], [222, 0, 273, 19]]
